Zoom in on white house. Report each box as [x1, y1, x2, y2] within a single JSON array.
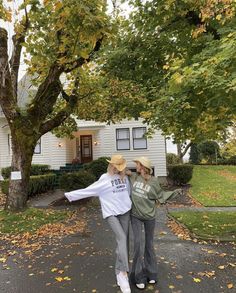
[[0, 76, 168, 179], [0, 115, 168, 178]]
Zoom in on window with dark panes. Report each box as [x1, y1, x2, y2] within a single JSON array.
[[116, 128, 130, 150], [133, 127, 147, 149]]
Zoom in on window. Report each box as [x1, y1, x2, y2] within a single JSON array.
[[116, 128, 130, 150], [34, 138, 41, 154], [133, 127, 147, 149]]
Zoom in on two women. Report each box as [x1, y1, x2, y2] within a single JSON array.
[[65, 154, 175, 292]]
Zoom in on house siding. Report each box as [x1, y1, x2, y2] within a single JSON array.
[[32, 133, 69, 170], [92, 120, 167, 177]]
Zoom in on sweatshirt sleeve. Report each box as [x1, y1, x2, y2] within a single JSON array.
[[148, 178, 176, 203], [148, 178, 163, 201], [65, 179, 105, 202]]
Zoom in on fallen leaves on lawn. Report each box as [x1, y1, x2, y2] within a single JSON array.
[[218, 170, 236, 181], [0, 210, 87, 263], [200, 191, 219, 199], [0, 191, 6, 206], [167, 219, 192, 240]]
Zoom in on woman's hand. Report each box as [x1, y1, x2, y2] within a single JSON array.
[[125, 169, 132, 176]]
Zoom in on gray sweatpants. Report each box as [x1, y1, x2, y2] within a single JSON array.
[[130, 215, 157, 284], [106, 211, 130, 274]]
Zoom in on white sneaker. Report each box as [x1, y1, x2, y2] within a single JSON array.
[[149, 280, 156, 284], [116, 272, 131, 293], [136, 283, 145, 289]]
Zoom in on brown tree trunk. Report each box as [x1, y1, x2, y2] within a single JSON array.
[[177, 142, 192, 164], [177, 143, 184, 164], [5, 134, 35, 211]]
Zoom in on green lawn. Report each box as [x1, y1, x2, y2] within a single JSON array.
[[169, 211, 236, 241], [189, 165, 236, 206], [0, 208, 69, 234]]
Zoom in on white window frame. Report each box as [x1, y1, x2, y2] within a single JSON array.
[[34, 138, 41, 154], [116, 128, 130, 150], [132, 127, 147, 150]]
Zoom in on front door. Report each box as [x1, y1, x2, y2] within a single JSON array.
[[80, 135, 93, 163]]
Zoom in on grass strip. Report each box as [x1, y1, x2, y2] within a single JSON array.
[[169, 210, 236, 241], [0, 208, 69, 234]]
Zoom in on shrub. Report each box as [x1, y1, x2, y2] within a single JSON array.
[[1, 164, 50, 179], [0, 174, 56, 196], [227, 155, 236, 165], [30, 164, 50, 175], [59, 170, 96, 192], [189, 143, 201, 164], [83, 157, 110, 180], [198, 141, 220, 164], [166, 153, 181, 165], [167, 164, 194, 185], [216, 158, 228, 165]]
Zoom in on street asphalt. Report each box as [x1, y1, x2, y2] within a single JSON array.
[[0, 193, 235, 293]]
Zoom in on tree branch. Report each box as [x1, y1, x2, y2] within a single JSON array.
[[10, 3, 30, 99], [39, 95, 78, 135], [0, 28, 17, 121], [27, 63, 62, 122], [63, 37, 104, 73], [181, 141, 193, 157]]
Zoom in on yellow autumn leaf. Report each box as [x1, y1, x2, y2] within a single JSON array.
[[227, 283, 234, 289], [193, 278, 201, 283], [55, 277, 64, 282], [0, 258, 7, 263], [218, 265, 225, 270], [159, 231, 167, 235], [51, 268, 58, 272], [169, 285, 175, 289], [64, 276, 71, 281]]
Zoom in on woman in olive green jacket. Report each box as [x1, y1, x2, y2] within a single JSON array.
[[129, 157, 178, 290]]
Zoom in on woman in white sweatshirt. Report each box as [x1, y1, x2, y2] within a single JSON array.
[[65, 154, 131, 293]]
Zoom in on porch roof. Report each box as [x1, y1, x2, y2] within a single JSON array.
[[76, 119, 106, 130]]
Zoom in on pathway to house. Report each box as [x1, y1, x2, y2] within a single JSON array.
[[0, 190, 235, 293]]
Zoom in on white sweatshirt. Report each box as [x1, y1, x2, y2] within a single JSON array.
[[65, 173, 132, 219]]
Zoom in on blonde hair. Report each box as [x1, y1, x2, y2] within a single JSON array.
[[107, 163, 126, 179]]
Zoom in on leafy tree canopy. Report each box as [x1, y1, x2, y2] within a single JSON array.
[[100, 0, 236, 143]]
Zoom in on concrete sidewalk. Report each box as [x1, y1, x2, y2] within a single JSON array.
[[27, 189, 65, 208], [1, 195, 235, 293]]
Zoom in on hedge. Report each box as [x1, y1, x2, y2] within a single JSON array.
[[1, 164, 50, 180], [1, 173, 57, 197], [167, 164, 194, 185], [59, 170, 96, 192], [83, 157, 110, 180]]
